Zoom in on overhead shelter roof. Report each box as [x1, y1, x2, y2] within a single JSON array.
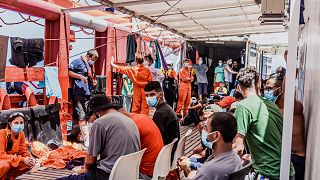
[[94, 0, 286, 39]]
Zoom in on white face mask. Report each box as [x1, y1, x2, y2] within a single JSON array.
[[198, 60, 203, 65], [218, 62, 223, 67], [184, 63, 189, 68]]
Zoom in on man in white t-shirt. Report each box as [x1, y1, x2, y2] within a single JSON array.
[[224, 59, 238, 91]]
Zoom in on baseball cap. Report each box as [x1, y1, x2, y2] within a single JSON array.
[[217, 96, 236, 108], [204, 104, 223, 113]]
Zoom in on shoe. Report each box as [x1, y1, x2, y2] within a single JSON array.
[[79, 122, 91, 148]]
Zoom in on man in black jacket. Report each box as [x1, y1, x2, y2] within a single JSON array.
[[144, 81, 180, 146]]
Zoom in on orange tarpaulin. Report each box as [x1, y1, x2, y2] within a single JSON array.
[[42, 146, 86, 169]]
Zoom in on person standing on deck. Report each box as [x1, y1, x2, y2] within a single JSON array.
[[233, 67, 295, 179], [176, 59, 194, 117], [162, 61, 177, 108], [224, 59, 238, 92], [68, 49, 98, 148], [214, 60, 225, 89], [265, 71, 306, 180], [122, 74, 133, 112], [192, 57, 208, 100], [111, 56, 152, 115]]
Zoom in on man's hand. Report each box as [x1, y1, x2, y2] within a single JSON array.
[[24, 157, 35, 168], [80, 76, 88, 84], [76, 166, 88, 175], [233, 134, 246, 156], [92, 79, 97, 86], [111, 56, 115, 67], [177, 157, 190, 171]]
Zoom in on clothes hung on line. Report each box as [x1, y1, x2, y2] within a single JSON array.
[[126, 34, 137, 63], [10, 37, 44, 68]]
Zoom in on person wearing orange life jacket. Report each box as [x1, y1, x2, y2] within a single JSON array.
[[176, 59, 194, 117], [0, 112, 35, 180], [111, 56, 152, 115]]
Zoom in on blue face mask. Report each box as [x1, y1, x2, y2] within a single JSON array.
[[264, 90, 278, 102], [146, 95, 159, 108], [88, 59, 95, 66], [191, 99, 197, 104], [201, 130, 213, 149], [11, 124, 24, 133]]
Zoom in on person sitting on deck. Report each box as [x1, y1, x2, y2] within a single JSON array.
[[214, 81, 228, 97], [181, 94, 208, 126], [178, 112, 242, 179], [0, 112, 35, 180], [144, 81, 180, 146], [58, 94, 140, 180], [117, 108, 164, 180]]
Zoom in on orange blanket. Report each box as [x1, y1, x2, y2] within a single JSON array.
[[42, 146, 86, 169]]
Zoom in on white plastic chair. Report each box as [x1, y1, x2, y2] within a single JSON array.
[[171, 129, 193, 171], [109, 148, 146, 180], [152, 138, 178, 180]]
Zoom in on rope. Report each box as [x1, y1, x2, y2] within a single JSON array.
[[80, 27, 95, 35], [0, 17, 26, 25], [70, 36, 126, 58], [134, 0, 182, 33], [18, 13, 44, 27]]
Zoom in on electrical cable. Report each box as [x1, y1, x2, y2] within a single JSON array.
[[134, 0, 182, 33], [18, 13, 44, 27]]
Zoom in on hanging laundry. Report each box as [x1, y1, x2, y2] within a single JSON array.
[[10, 37, 44, 68], [154, 40, 168, 70], [154, 41, 161, 69], [126, 34, 137, 63], [44, 67, 62, 99], [0, 35, 8, 81]]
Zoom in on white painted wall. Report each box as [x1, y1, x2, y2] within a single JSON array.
[[300, 0, 320, 179]]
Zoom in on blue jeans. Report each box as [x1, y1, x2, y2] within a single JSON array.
[[291, 154, 305, 180], [56, 166, 109, 180], [197, 83, 208, 96]]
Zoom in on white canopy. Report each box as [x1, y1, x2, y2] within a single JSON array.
[[93, 0, 286, 39]]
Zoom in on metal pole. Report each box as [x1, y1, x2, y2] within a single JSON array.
[[280, 0, 301, 178]]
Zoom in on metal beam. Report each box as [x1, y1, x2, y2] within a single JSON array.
[[135, 0, 257, 16], [62, 5, 106, 13], [94, 14, 131, 20], [109, 0, 178, 7], [113, 21, 149, 27], [191, 28, 286, 39], [171, 18, 260, 29], [94, 0, 190, 39], [156, 11, 261, 24], [190, 26, 285, 36], [180, 22, 261, 32]]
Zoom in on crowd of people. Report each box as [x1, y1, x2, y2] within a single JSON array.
[[0, 50, 306, 180]]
